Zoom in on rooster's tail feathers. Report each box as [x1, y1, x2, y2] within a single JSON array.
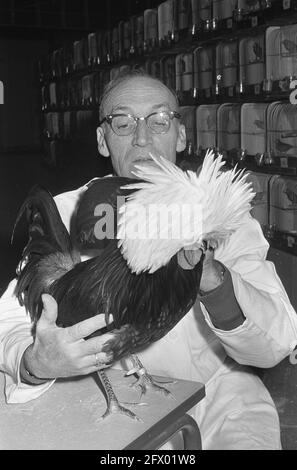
[[13, 185, 80, 320], [13, 185, 73, 254]]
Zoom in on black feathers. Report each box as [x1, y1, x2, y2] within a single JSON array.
[[13, 185, 80, 321]]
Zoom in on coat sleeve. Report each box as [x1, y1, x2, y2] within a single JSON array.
[[0, 279, 55, 403], [0, 185, 88, 403], [201, 213, 297, 368]]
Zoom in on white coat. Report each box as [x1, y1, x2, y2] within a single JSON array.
[[1, 179, 297, 449]]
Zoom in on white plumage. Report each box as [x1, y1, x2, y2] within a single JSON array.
[[117, 149, 255, 274]]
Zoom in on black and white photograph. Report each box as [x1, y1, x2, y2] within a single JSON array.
[[1, 0, 297, 454]]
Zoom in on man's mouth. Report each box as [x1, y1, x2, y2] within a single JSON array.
[[133, 157, 153, 163], [133, 152, 161, 163], [132, 158, 155, 166], [130, 155, 160, 178]]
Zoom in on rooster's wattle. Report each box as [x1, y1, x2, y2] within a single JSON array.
[[14, 150, 254, 420]]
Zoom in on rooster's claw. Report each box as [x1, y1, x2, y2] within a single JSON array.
[[100, 400, 142, 422], [131, 373, 175, 399]]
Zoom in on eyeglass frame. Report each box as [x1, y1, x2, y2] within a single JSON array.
[[99, 110, 181, 136]]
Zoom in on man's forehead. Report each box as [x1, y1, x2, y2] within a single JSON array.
[[103, 77, 178, 113]]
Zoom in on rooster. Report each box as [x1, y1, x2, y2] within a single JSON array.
[[14, 150, 254, 420]]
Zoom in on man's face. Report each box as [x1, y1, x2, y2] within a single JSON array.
[[97, 76, 186, 178]]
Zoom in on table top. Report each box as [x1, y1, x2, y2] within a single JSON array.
[[0, 369, 205, 450]]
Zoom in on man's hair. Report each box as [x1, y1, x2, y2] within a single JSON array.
[[99, 67, 180, 121]]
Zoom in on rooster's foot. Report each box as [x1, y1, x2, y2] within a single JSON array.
[[127, 355, 175, 398], [129, 369, 175, 398], [101, 400, 142, 422], [96, 369, 143, 421]]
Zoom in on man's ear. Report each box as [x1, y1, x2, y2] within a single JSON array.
[[176, 123, 187, 153], [96, 127, 110, 157]]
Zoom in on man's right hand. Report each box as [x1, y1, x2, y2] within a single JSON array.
[[22, 294, 114, 381]]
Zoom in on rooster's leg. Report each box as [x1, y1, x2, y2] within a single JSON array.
[[97, 369, 141, 421], [127, 354, 174, 398]]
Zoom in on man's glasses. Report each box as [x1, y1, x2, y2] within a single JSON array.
[[99, 110, 181, 136]]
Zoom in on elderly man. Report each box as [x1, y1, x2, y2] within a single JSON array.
[[1, 70, 296, 449]]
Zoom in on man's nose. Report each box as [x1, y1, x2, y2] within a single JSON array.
[[132, 119, 153, 147]]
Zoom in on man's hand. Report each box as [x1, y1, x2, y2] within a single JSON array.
[[177, 242, 225, 293], [23, 294, 114, 380]]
